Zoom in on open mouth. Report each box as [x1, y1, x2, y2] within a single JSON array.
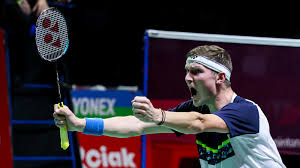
[[190, 87, 197, 98]]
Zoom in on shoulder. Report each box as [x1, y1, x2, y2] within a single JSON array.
[[214, 96, 260, 137], [222, 96, 258, 113]]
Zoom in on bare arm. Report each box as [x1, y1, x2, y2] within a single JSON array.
[[132, 96, 229, 134], [103, 116, 173, 138], [162, 111, 228, 134], [53, 104, 172, 138]]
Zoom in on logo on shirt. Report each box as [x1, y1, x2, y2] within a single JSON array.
[[196, 138, 235, 165]]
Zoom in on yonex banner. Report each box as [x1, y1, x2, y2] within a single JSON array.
[[71, 90, 142, 119]]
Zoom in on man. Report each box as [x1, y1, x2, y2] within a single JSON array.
[[54, 45, 286, 167]]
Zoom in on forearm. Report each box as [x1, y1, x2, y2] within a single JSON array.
[[77, 116, 144, 138], [103, 116, 144, 138], [161, 111, 205, 134], [79, 115, 173, 138]]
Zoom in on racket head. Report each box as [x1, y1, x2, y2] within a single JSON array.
[[35, 7, 69, 62]]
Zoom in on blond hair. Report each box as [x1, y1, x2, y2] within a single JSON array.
[[186, 45, 232, 86]]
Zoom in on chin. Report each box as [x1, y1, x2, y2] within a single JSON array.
[[192, 99, 202, 107], [193, 97, 211, 107]]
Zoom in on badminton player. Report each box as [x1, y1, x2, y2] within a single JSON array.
[[54, 45, 286, 167]]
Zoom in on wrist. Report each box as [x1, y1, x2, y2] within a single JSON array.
[[83, 118, 104, 136], [76, 118, 86, 132], [156, 109, 166, 126], [153, 108, 161, 123]]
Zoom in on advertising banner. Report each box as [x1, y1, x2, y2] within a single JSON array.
[[0, 28, 13, 168], [71, 90, 142, 119], [71, 89, 143, 168], [78, 134, 141, 168]]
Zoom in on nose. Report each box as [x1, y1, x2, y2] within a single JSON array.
[[185, 72, 193, 85]]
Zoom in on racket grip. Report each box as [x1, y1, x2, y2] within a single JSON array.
[[58, 102, 69, 150], [60, 126, 69, 150]]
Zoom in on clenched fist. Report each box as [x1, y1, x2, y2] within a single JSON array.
[[131, 96, 161, 124]]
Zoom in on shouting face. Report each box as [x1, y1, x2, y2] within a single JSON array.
[[185, 62, 217, 107]]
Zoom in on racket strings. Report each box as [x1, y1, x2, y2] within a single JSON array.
[[36, 8, 68, 61], [44, 50, 63, 60]]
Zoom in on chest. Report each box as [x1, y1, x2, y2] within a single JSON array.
[[196, 133, 235, 165]]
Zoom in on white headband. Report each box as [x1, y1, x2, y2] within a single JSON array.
[[186, 55, 231, 81]]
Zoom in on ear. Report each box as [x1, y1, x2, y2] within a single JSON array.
[[216, 72, 226, 84]]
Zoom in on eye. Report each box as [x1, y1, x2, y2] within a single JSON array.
[[190, 69, 202, 75], [185, 67, 190, 73]]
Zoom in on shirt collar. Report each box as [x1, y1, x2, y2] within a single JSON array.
[[231, 93, 237, 103]]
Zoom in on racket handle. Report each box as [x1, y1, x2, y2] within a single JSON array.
[[58, 102, 70, 150], [60, 126, 69, 150]]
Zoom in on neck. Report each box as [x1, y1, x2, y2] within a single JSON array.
[[207, 87, 234, 113]]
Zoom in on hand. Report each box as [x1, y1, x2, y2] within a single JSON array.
[[18, 0, 31, 16], [32, 0, 49, 16], [131, 96, 161, 123], [53, 104, 86, 132]]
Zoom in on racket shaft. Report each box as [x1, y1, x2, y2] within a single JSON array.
[[60, 126, 69, 150]]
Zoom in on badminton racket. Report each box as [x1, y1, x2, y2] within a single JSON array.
[[35, 7, 69, 150]]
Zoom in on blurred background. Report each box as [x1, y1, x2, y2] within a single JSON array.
[[1, 0, 300, 168], [2, 1, 300, 88]]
